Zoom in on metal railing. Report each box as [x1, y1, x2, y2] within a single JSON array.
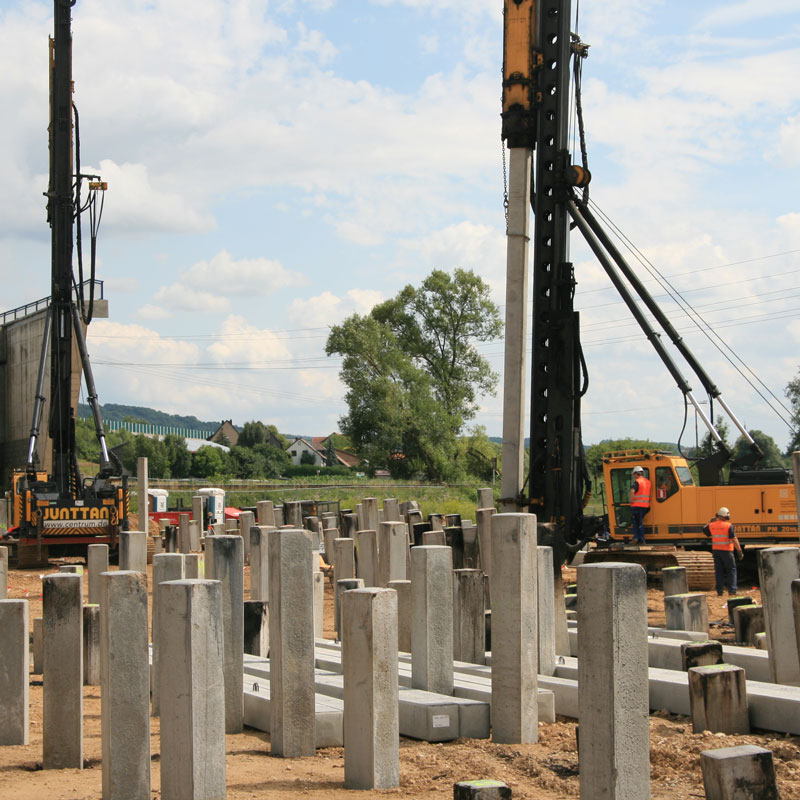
[[99, 419, 215, 439], [1, 279, 104, 326]]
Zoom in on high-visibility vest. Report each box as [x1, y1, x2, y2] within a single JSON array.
[[708, 519, 734, 551], [657, 484, 667, 500], [631, 477, 651, 508]]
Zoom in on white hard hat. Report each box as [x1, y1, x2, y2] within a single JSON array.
[[717, 507, 730, 518], [632, 466, 644, 474]]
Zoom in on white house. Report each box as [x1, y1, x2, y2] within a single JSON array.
[[285, 437, 325, 467]]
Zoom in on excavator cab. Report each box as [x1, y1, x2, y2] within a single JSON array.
[[606, 465, 645, 531]]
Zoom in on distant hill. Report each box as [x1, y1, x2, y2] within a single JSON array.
[[78, 403, 219, 434]]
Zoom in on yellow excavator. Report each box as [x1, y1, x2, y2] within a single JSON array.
[[589, 449, 797, 587]]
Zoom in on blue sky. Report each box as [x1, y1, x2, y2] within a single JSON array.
[[1, 0, 799, 451]]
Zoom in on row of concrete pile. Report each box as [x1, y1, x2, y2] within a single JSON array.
[[661, 556, 800, 685], [1, 485, 798, 800]]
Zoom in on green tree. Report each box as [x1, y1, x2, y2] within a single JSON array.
[[238, 420, 269, 448], [786, 371, 800, 453], [697, 418, 731, 459], [326, 269, 501, 482], [371, 269, 502, 423], [327, 314, 457, 481], [733, 430, 787, 469], [74, 418, 131, 467], [456, 426, 501, 482], [300, 449, 317, 466], [191, 446, 229, 479], [163, 434, 192, 477], [120, 434, 170, 478], [325, 438, 337, 467], [251, 442, 290, 477], [230, 445, 266, 478]]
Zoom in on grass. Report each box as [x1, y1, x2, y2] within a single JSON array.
[[129, 479, 497, 521]]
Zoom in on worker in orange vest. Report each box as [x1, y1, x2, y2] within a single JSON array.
[[703, 507, 743, 596], [629, 466, 651, 544]]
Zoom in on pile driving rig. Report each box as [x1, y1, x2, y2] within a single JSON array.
[[8, 0, 127, 562], [499, 0, 797, 583]]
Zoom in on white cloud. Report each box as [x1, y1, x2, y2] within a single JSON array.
[[85, 319, 230, 415], [153, 285, 231, 313], [776, 212, 800, 245], [104, 276, 139, 293], [295, 22, 338, 64], [400, 221, 506, 299], [370, 0, 497, 18], [86, 160, 215, 234], [332, 220, 384, 246], [288, 288, 385, 327], [137, 303, 172, 320], [206, 314, 293, 365], [694, 0, 799, 29], [776, 114, 800, 166], [419, 33, 439, 55], [151, 250, 307, 313], [183, 250, 308, 293]]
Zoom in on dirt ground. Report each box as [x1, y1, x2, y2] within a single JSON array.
[[2, 559, 799, 799]]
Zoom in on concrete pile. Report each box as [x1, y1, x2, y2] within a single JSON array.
[[12, 488, 800, 800]]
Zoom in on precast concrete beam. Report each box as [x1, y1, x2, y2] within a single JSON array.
[[100, 571, 150, 800], [453, 569, 486, 665], [158, 580, 226, 800], [87, 544, 108, 605], [491, 513, 538, 744], [269, 528, 315, 757], [83, 604, 100, 686], [411, 545, 454, 696], [356, 529, 379, 588], [389, 578, 412, 653], [661, 566, 688, 597], [342, 588, 399, 790], [688, 664, 750, 734], [664, 592, 708, 634], [0, 599, 29, 744], [700, 745, 779, 800], [577, 562, 650, 800], [758, 548, 800, 685], [151, 553, 185, 717], [206, 535, 244, 734], [43, 573, 83, 769], [377, 521, 407, 587]]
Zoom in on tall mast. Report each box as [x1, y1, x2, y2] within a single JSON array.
[[49, 0, 77, 499]]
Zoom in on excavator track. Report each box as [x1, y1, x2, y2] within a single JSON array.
[[671, 550, 716, 591], [582, 546, 716, 590]]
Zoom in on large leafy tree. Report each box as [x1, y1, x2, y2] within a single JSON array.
[[238, 420, 286, 449], [326, 269, 501, 482], [163, 434, 192, 477], [371, 269, 502, 423], [121, 434, 170, 478], [787, 371, 800, 453], [733, 430, 786, 469], [191, 445, 230, 479], [697, 418, 731, 460]]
